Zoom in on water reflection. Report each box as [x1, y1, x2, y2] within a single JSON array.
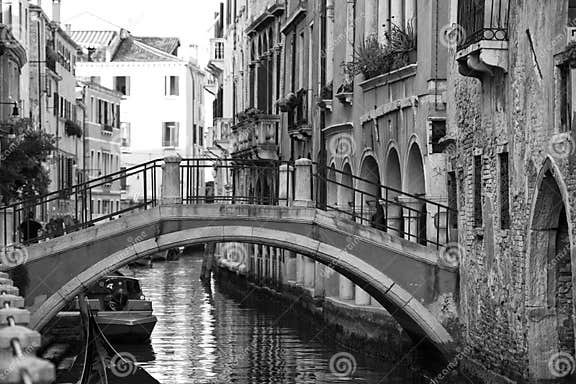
[[122, 256, 441, 383]]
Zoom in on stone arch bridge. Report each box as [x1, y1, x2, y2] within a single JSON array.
[[0, 156, 459, 359]]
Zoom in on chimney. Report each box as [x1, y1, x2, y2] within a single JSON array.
[[52, 0, 61, 25], [65, 24, 71, 34], [120, 28, 130, 39]]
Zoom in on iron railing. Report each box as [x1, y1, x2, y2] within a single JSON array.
[[457, 0, 510, 50], [314, 164, 457, 249], [180, 158, 294, 206], [0, 160, 160, 246]]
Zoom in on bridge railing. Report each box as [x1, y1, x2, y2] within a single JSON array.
[[180, 158, 295, 206], [313, 163, 458, 249], [0, 160, 161, 247]]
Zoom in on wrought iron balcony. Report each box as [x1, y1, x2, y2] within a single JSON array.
[[456, 0, 509, 77], [231, 113, 279, 160]]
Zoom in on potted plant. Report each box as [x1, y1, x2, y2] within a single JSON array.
[[65, 120, 82, 138]]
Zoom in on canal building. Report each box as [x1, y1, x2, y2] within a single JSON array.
[[70, 27, 207, 208], [75, 80, 122, 220], [448, 0, 576, 382]]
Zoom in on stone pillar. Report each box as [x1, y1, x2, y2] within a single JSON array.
[[390, 0, 404, 29], [286, 251, 297, 282], [326, 0, 335, 84], [296, 254, 305, 284], [314, 261, 326, 297], [303, 256, 315, 288], [279, 163, 294, 205], [253, 244, 259, 281], [262, 246, 269, 283], [364, 0, 378, 38], [345, 0, 356, 66], [355, 285, 371, 305], [397, 196, 424, 243], [161, 153, 182, 204], [339, 275, 354, 300], [294, 158, 313, 207], [378, 0, 390, 43], [324, 266, 340, 298], [404, 0, 416, 30]]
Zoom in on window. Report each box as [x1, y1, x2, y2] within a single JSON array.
[[121, 122, 131, 147], [165, 76, 179, 96], [560, 65, 572, 132], [97, 200, 101, 215], [120, 167, 127, 190], [448, 171, 458, 230], [199, 126, 204, 147], [298, 32, 305, 89], [162, 122, 179, 147], [90, 150, 95, 176], [474, 155, 483, 227], [499, 152, 510, 229], [115, 105, 121, 128], [97, 152, 101, 175], [193, 124, 197, 144], [113, 76, 130, 96]]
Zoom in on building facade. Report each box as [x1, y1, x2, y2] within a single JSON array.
[[76, 80, 122, 221], [29, 1, 83, 220], [449, 0, 576, 382], [70, 28, 206, 205]]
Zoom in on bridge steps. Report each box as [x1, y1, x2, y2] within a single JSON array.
[[0, 275, 54, 384]]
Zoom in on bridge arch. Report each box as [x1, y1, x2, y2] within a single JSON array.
[[359, 155, 382, 224], [30, 223, 454, 358], [385, 147, 403, 237], [404, 142, 427, 244], [338, 162, 354, 215]]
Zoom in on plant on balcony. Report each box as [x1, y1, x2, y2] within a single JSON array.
[[0, 120, 57, 203], [342, 20, 417, 80], [65, 120, 82, 138], [320, 81, 333, 100]]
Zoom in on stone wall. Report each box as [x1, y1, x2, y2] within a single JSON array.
[[449, 0, 576, 381]]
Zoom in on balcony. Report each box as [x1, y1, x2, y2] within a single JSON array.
[[231, 113, 280, 160], [207, 38, 225, 75], [456, 0, 509, 77]]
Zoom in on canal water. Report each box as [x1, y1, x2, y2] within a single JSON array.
[[112, 255, 456, 383]]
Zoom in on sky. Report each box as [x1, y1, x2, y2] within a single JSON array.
[[55, 0, 223, 67]]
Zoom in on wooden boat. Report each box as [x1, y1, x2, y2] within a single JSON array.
[[58, 298, 160, 384], [58, 275, 157, 342]]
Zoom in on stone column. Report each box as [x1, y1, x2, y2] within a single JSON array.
[[294, 158, 313, 207], [355, 285, 371, 305], [279, 163, 294, 205], [378, 0, 390, 43], [286, 251, 297, 283], [397, 196, 424, 243], [339, 274, 354, 300], [161, 153, 182, 205], [253, 244, 259, 281], [296, 254, 305, 284], [303, 256, 315, 289], [364, 0, 378, 38], [314, 261, 326, 297], [390, 0, 404, 29], [345, 0, 356, 66], [262, 246, 269, 283], [324, 266, 340, 298], [404, 0, 416, 30], [326, 0, 335, 84]]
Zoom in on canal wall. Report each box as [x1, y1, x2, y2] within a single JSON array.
[[214, 256, 422, 365]]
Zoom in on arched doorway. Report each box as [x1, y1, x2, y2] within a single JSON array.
[[385, 149, 403, 237], [327, 164, 338, 210], [338, 163, 354, 216], [359, 156, 382, 227], [405, 144, 426, 244], [527, 168, 574, 379]]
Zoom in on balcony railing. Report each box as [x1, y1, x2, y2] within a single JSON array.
[[457, 0, 509, 50], [231, 114, 280, 159]]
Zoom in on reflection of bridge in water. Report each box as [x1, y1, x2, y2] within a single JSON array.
[[0, 155, 459, 382]]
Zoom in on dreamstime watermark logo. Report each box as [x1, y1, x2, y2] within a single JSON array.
[[548, 352, 575, 378], [223, 243, 247, 264], [329, 352, 357, 378], [439, 23, 467, 48], [548, 133, 575, 159], [0, 245, 29, 267], [328, 133, 356, 160], [439, 242, 464, 268], [106, 352, 138, 378], [0, 345, 36, 380], [429, 346, 472, 384], [1, 128, 35, 162]]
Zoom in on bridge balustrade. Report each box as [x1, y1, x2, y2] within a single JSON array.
[[0, 156, 457, 251]]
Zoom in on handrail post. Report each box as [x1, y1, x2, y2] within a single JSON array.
[[161, 153, 182, 205], [279, 163, 294, 206], [294, 158, 313, 207]]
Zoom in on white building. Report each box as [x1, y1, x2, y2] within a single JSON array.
[[70, 28, 206, 204]]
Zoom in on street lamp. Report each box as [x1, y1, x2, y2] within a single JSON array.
[[0, 102, 20, 117]]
